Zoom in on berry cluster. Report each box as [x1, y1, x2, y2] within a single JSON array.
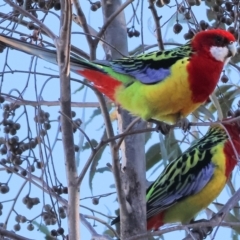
[[22, 196, 40, 209], [52, 185, 68, 195], [90, 1, 101, 11], [127, 27, 140, 38]]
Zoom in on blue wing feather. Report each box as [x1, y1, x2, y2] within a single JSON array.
[[94, 44, 192, 85], [147, 161, 215, 218]]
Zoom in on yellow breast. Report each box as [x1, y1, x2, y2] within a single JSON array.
[[115, 58, 199, 123]]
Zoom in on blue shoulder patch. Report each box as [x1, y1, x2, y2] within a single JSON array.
[[112, 64, 171, 84]]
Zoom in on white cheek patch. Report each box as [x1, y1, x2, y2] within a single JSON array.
[[210, 46, 229, 62]]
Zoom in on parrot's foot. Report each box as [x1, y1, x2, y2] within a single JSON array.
[[148, 119, 171, 135], [176, 118, 191, 132], [186, 219, 213, 239]]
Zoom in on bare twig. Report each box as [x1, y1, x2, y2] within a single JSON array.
[[3, 0, 56, 40], [148, 0, 164, 50], [0, 227, 33, 240]]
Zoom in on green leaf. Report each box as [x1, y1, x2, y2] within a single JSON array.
[[196, 105, 215, 120], [228, 88, 240, 100], [72, 84, 85, 94], [206, 86, 238, 117], [85, 108, 102, 127], [32, 221, 56, 240], [231, 54, 240, 64], [206, 9, 215, 21], [89, 131, 108, 193], [164, 130, 182, 162], [146, 143, 162, 171], [82, 139, 98, 151], [96, 166, 110, 173]]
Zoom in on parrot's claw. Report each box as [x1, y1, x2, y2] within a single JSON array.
[[188, 219, 213, 239], [176, 118, 191, 132], [148, 119, 171, 135]]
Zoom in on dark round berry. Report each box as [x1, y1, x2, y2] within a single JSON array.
[[156, 0, 164, 7], [30, 165, 35, 172], [90, 4, 98, 11], [27, 22, 35, 30], [216, 0, 223, 5], [184, 32, 194, 40], [38, 0, 45, 8], [57, 227, 64, 235], [52, 186, 58, 192], [187, 0, 196, 6], [22, 196, 29, 204], [44, 204, 52, 211], [54, 2, 61, 10], [133, 30, 140, 37], [0, 96, 5, 103], [9, 129, 17, 136], [74, 145, 80, 152], [184, 11, 191, 20], [163, 0, 170, 4], [20, 216, 27, 223], [228, 26, 235, 34], [225, 1, 233, 11], [0, 185, 9, 194], [178, 5, 185, 13], [21, 169, 27, 177], [62, 187, 68, 194], [128, 31, 134, 38], [92, 198, 99, 205], [199, 20, 209, 30], [13, 224, 21, 231], [27, 223, 34, 231], [196, 0, 201, 6], [15, 215, 21, 223], [0, 146, 7, 155], [44, 122, 51, 130], [95, 1, 101, 8], [221, 74, 229, 83], [71, 111, 76, 118], [213, 4, 220, 12], [225, 18, 233, 25], [51, 229, 58, 236], [32, 197, 40, 205], [75, 119, 82, 127], [173, 23, 183, 34], [36, 161, 43, 169]]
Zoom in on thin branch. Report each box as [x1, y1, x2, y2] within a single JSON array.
[[84, 214, 120, 239], [3, 0, 56, 40], [148, 0, 164, 50], [0, 227, 33, 240], [95, 0, 134, 45], [72, 0, 93, 47]]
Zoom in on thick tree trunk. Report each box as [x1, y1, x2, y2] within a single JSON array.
[[102, 1, 147, 238]]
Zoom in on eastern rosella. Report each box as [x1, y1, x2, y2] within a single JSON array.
[[112, 120, 240, 230], [0, 30, 236, 123]]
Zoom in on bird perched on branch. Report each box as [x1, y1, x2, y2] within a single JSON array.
[[0, 30, 236, 125], [111, 118, 240, 230]]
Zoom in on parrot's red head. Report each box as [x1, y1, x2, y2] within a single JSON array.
[[221, 113, 240, 173], [191, 29, 236, 64]]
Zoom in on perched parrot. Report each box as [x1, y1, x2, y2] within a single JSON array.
[[0, 29, 236, 124], [111, 119, 240, 230]]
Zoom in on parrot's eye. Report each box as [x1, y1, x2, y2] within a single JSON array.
[[215, 35, 224, 45]]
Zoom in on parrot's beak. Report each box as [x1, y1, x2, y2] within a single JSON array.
[[227, 42, 237, 57]]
